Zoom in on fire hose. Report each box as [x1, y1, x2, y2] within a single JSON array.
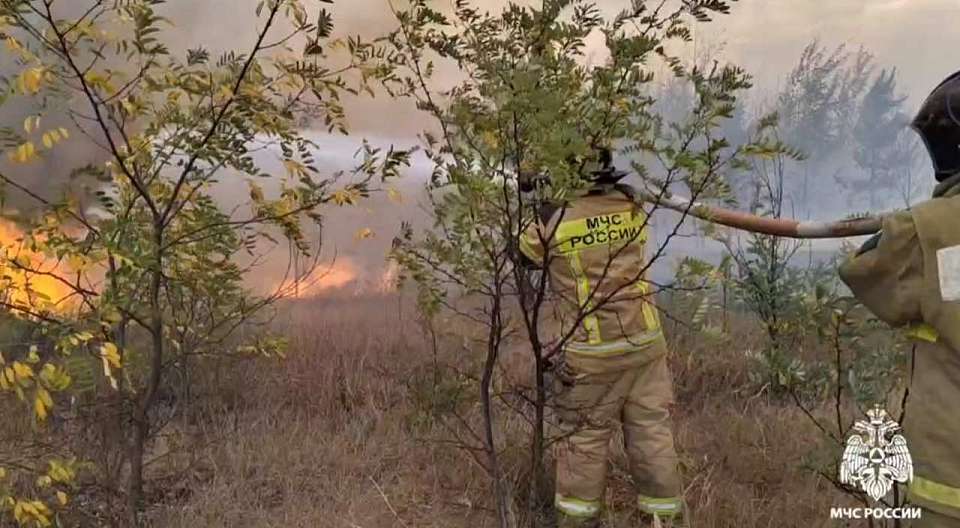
[[635, 186, 883, 239]]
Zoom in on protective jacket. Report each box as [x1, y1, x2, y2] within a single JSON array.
[[840, 174, 960, 526], [520, 183, 683, 523], [519, 183, 663, 361]]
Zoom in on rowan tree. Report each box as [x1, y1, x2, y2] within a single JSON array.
[[377, 1, 788, 525], [0, 0, 406, 524]]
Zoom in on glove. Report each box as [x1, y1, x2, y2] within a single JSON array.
[[856, 232, 882, 256]]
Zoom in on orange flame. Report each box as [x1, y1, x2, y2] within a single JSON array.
[[271, 258, 400, 298], [0, 220, 75, 312], [275, 259, 360, 299]]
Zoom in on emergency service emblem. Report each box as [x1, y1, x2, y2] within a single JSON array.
[[839, 406, 913, 501]]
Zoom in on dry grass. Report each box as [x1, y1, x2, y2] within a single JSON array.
[[137, 293, 864, 528]]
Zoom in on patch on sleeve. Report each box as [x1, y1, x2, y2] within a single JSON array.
[[937, 245, 960, 302]]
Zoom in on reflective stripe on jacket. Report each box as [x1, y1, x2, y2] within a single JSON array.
[[839, 178, 960, 520], [519, 184, 662, 358], [901, 328, 960, 516]]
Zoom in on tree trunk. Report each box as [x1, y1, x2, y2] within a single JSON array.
[[482, 294, 511, 528], [126, 225, 166, 524], [530, 348, 548, 525]]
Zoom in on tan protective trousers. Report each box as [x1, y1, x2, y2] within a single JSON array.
[[554, 340, 682, 518]]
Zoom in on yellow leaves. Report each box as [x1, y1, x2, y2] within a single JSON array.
[[23, 116, 40, 135], [38, 363, 70, 391], [355, 227, 375, 240], [66, 254, 90, 273], [0, 467, 5, 479], [33, 395, 47, 420], [16, 67, 45, 95], [3, 31, 35, 61], [12, 362, 33, 381], [100, 343, 121, 369], [282, 159, 309, 179], [100, 307, 123, 325], [83, 70, 116, 95], [7, 142, 37, 164], [1, 367, 14, 390], [34, 387, 53, 421], [41, 128, 69, 151], [13, 500, 51, 526], [46, 460, 75, 484], [2, 362, 33, 401], [63, 332, 94, 348], [0, 358, 64, 422], [4, 461, 78, 522], [120, 97, 140, 117], [83, 71, 103, 86], [387, 187, 403, 204], [13, 499, 52, 527], [99, 342, 121, 391], [6, 124, 68, 163], [332, 188, 361, 206], [216, 84, 234, 103]]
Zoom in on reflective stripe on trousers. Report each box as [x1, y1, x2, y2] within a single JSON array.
[[907, 323, 940, 343], [638, 494, 683, 517], [911, 476, 960, 512], [555, 494, 601, 518], [564, 329, 663, 358]]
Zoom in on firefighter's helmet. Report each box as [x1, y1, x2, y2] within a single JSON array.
[[583, 147, 628, 183], [518, 147, 627, 191], [912, 70, 960, 181]]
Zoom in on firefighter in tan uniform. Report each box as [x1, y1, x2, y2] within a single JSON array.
[[840, 71, 960, 528], [519, 151, 684, 526]]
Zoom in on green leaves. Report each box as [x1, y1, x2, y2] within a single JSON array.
[[683, 0, 738, 22], [0, 0, 411, 521]]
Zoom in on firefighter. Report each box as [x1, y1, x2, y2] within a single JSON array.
[[519, 149, 684, 527], [839, 71, 960, 528]]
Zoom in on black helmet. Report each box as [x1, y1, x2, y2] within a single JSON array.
[[584, 147, 628, 183], [912, 70, 960, 181], [519, 147, 628, 192]]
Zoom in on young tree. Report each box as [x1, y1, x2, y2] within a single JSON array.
[[379, 1, 787, 525], [0, 1, 406, 524], [777, 41, 873, 215], [847, 68, 922, 209]]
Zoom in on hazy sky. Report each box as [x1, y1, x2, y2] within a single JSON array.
[[175, 0, 959, 262], [699, 0, 959, 105], [168, 0, 960, 138], [6, 1, 956, 286]]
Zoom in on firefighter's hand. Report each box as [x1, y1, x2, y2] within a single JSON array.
[[856, 232, 882, 256]]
